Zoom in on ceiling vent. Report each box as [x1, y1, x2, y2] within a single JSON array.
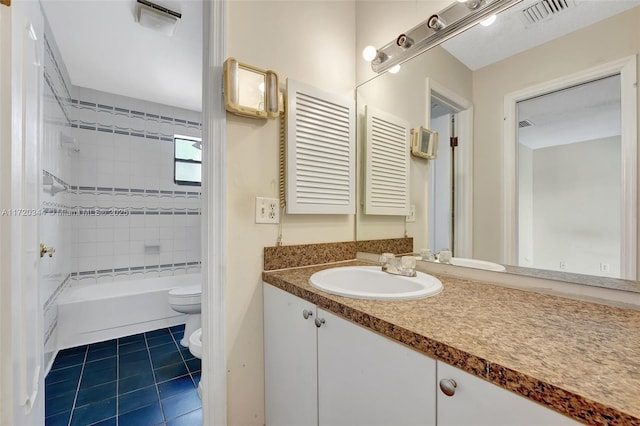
[[519, 119, 535, 128], [521, 0, 575, 25], [135, 0, 182, 37]]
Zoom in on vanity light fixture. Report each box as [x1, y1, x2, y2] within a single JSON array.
[[370, 0, 522, 73], [480, 14, 497, 26], [362, 45, 378, 62], [388, 65, 401, 74]]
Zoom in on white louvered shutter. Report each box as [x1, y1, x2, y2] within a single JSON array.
[[364, 105, 411, 215], [286, 79, 355, 214]]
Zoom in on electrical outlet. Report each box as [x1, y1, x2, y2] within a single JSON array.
[[559, 261, 566, 270], [255, 197, 279, 224], [600, 263, 610, 273], [406, 204, 416, 223]]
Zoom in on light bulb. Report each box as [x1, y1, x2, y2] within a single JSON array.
[[388, 65, 401, 74], [457, 0, 467, 2], [362, 45, 377, 62], [480, 14, 496, 26]]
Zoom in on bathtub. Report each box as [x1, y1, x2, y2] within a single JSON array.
[[57, 273, 201, 349]]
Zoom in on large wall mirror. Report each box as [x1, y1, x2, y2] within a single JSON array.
[[355, 0, 640, 292]]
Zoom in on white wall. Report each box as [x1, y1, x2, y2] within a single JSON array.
[[472, 8, 640, 264], [530, 137, 621, 277], [518, 143, 533, 266], [226, 1, 356, 423]]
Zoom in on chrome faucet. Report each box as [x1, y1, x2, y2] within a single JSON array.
[[380, 253, 417, 277], [436, 249, 452, 264]]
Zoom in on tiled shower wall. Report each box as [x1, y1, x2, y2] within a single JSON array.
[[42, 26, 75, 368], [70, 87, 202, 283], [41, 24, 202, 366]]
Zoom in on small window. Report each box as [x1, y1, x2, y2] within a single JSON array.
[[174, 136, 202, 186]]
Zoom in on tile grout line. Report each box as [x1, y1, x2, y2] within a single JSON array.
[[67, 345, 89, 426], [115, 340, 120, 426], [171, 327, 197, 388], [145, 331, 166, 424]]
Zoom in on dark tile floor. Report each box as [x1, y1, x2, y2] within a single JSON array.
[[44, 324, 202, 426]]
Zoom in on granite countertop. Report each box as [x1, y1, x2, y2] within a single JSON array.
[[262, 260, 640, 426]]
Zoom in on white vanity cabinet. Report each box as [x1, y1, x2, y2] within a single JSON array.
[[264, 283, 580, 426], [264, 283, 318, 426], [264, 283, 436, 426], [436, 362, 581, 425]]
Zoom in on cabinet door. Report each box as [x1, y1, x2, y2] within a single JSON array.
[[437, 362, 580, 425], [264, 284, 318, 426], [317, 309, 436, 426]]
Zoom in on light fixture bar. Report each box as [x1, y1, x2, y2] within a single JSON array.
[[371, 0, 523, 73]]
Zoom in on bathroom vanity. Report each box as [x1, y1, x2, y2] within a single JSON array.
[[262, 261, 640, 426]]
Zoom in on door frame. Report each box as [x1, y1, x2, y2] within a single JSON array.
[[0, 4, 13, 422], [426, 78, 474, 258], [202, 1, 227, 425], [502, 55, 638, 279]]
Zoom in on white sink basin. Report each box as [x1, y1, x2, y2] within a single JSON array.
[[449, 257, 506, 272], [309, 266, 443, 300]]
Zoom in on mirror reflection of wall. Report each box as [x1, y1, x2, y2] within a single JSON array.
[[429, 104, 452, 254], [516, 75, 622, 278]]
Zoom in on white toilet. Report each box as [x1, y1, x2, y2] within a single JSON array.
[[189, 328, 203, 397], [189, 328, 202, 359], [168, 285, 201, 347]]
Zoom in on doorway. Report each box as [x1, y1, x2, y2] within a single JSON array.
[[426, 79, 473, 258], [517, 75, 622, 277], [429, 107, 454, 254], [503, 56, 637, 280]]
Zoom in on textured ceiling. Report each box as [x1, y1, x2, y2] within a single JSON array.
[[442, 0, 640, 70]]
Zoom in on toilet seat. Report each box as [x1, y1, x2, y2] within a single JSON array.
[[168, 285, 201, 305], [189, 328, 203, 359]]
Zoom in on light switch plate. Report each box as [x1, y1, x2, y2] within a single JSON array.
[[406, 204, 416, 223]]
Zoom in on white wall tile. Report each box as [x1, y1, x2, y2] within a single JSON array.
[[78, 256, 97, 271], [69, 88, 202, 284]]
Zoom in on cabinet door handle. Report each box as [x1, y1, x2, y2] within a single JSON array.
[[439, 379, 457, 397], [302, 309, 313, 319], [314, 317, 326, 328]]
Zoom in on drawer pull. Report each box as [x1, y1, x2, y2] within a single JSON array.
[[302, 309, 313, 320], [315, 317, 326, 328]]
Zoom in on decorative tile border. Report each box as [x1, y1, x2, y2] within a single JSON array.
[[72, 261, 202, 280], [73, 186, 201, 198], [72, 99, 202, 128], [263, 238, 414, 271], [44, 35, 72, 102], [43, 35, 73, 126], [43, 273, 71, 311], [44, 320, 57, 347], [71, 98, 201, 143]]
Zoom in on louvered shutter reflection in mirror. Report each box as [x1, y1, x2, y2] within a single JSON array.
[[364, 105, 411, 215], [286, 79, 355, 214]]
